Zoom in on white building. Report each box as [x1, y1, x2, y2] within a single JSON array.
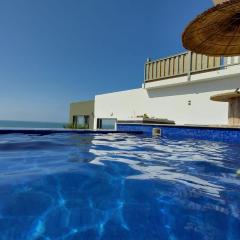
[[70, 52, 240, 130]]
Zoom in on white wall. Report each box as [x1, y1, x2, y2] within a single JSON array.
[[94, 75, 240, 128]]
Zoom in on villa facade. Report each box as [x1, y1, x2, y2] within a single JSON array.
[[70, 51, 240, 130]]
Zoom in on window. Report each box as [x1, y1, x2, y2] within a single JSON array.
[[72, 116, 78, 128], [72, 115, 90, 129], [97, 118, 116, 130]]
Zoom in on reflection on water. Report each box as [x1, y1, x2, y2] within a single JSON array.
[[0, 133, 239, 239]]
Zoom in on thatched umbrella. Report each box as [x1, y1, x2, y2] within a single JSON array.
[[210, 90, 240, 126], [213, 0, 229, 4], [182, 0, 240, 56]]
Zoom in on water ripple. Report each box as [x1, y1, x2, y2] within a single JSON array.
[[0, 133, 239, 239]]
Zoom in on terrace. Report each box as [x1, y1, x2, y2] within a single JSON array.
[[144, 51, 240, 89]]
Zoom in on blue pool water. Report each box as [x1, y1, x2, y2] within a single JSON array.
[[0, 133, 239, 240]]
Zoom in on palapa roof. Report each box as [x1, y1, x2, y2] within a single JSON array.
[[182, 0, 240, 56], [210, 91, 240, 102]]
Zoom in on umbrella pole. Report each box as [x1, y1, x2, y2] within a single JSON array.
[[228, 98, 240, 126]]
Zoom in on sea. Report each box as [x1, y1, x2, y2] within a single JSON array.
[[0, 120, 66, 129]]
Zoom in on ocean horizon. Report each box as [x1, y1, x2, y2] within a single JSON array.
[[0, 120, 66, 129]]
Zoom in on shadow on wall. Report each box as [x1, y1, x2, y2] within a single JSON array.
[[147, 77, 240, 98]]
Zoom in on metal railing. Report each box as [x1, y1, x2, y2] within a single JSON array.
[[144, 52, 240, 83]]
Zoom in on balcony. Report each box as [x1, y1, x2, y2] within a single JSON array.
[[144, 52, 240, 83]]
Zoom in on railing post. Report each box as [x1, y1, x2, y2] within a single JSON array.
[[143, 61, 146, 88], [187, 51, 192, 81], [143, 58, 151, 88]]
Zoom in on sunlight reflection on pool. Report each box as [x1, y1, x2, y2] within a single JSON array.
[[0, 133, 239, 239]]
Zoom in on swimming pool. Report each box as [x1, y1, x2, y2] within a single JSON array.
[[0, 132, 239, 240]]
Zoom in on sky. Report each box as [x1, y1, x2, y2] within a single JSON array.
[[0, 0, 212, 123]]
